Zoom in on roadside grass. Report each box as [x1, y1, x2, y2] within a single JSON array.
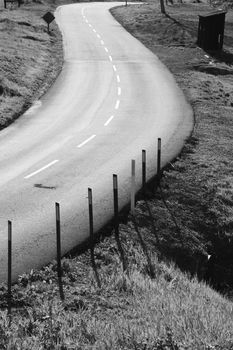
[[0, 0, 63, 128], [111, 0, 233, 292], [1, 228, 233, 349]]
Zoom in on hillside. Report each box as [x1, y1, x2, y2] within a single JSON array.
[[0, 0, 63, 127]]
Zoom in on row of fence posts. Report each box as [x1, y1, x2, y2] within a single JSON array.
[[6, 138, 162, 317]]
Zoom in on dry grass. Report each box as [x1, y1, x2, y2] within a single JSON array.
[[1, 227, 233, 349], [0, 0, 63, 128]]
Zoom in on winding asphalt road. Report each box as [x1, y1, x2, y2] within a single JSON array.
[[0, 2, 193, 282]]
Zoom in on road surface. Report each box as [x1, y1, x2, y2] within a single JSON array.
[[0, 2, 193, 282]]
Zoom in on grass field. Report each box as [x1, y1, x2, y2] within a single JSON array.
[[1, 0, 233, 348]]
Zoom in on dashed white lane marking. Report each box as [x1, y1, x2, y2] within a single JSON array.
[[115, 100, 120, 110], [81, 9, 122, 131], [24, 160, 59, 179], [77, 134, 96, 148], [104, 115, 114, 126]]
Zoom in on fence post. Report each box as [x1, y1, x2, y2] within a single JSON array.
[[131, 160, 136, 215], [8, 220, 12, 322], [113, 175, 119, 235], [88, 188, 94, 241], [113, 175, 127, 271], [142, 150, 146, 195], [55, 202, 64, 301], [88, 188, 101, 288], [157, 138, 161, 179]]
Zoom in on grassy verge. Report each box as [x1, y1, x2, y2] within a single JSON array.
[[0, 0, 63, 128], [1, 0, 233, 348], [111, 0, 233, 292], [1, 229, 233, 349]]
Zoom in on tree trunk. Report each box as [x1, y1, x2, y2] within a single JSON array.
[[160, 0, 166, 14]]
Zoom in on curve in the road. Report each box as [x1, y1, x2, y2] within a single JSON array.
[[0, 2, 193, 282]]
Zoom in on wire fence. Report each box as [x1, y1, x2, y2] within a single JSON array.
[[5, 138, 164, 319]]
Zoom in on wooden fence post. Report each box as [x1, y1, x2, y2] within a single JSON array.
[[142, 150, 146, 195], [8, 220, 12, 321], [131, 160, 136, 215], [157, 138, 161, 179], [55, 202, 64, 300], [113, 174, 127, 271], [88, 188, 101, 288]]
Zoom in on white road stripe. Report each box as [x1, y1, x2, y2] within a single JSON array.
[[104, 47, 109, 53], [97, 34, 101, 39], [115, 100, 120, 110], [118, 87, 121, 96], [24, 160, 59, 179], [88, 24, 92, 28], [113, 65, 117, 72], [101, 40, 104, 45], [104, 115, 114, 126], [116, 75, 120, 83], [85, 19, 88, 23], [109, 55, 112, 62], [93, 29, 96, 33], [77, 134, 96, 148]]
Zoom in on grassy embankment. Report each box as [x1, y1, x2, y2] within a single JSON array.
[[0, 0, 63, 128], [111, 0, 233, 291], [1, 0, 233, 348]]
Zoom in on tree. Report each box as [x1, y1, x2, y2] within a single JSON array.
[[160, 0, 166, 14]]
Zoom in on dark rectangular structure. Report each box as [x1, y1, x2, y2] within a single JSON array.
[[197, 10, 226, 51]]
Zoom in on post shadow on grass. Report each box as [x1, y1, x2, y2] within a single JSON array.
[[143, 199, 161, 249], [208, 49, 233, 67], [164, 12, 199, 44], [158, 184, 181, 235], [131, 215, 156, 279], [113, 175, 127, 272], [88, 188, 101, 289]]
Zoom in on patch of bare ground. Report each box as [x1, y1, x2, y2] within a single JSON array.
[[111, 0, 233, 293]]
